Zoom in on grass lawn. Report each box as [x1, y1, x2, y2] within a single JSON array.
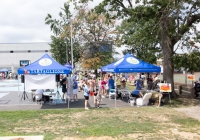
[[0, 107, 200, 140]]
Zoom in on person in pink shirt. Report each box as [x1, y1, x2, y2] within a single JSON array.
[[101, 77, 107, 98], [129, 74, 134, 83]]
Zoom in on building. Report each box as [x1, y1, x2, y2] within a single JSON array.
[[0, 43, 51, 73]]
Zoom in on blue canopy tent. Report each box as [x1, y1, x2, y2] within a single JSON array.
[[64, 62, 72, 72], [18, 54, 71, 74], [101, 53, 161, 107], [0, 68, 12, 72], [17, 54, 71, 107], [101, 53, 161, 73]]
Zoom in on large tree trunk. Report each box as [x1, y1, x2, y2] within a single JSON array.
[[161, 31, 177, 98]]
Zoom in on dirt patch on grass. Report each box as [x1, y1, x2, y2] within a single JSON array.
[[173, 106, 200, 121], [62, 136, 116, 140], [174, 98, 200, 107], [43, 114, 66, 119], [172, 97, 200, 121]]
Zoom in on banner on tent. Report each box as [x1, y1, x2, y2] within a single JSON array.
[[24, 69, 65, 74], [25, 75, 56, 89]]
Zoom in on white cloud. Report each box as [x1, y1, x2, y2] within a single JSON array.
[[0, 0, 104, 43], [0, 0, 126, 58], [0, 0, 73, 43]]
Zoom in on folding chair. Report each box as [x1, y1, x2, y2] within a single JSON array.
[[109, 89, 116, 100], [120, 89, 130, 99]]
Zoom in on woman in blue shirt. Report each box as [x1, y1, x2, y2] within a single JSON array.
[[83, 82, 90, 110], [72, 79, 78, 101], [131, 79, 142, 98]]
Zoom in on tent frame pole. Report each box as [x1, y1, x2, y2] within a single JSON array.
[[115, 73, 116, 108]]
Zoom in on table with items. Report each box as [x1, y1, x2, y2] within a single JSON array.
[[30, 89, 56, 104]]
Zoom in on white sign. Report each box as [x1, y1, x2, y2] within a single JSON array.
[[159, 83, 172, 92], [126, 57, 139, 64], [39, 58, 52, 66]]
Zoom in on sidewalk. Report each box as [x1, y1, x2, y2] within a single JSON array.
[[0, 79, 131, 111]]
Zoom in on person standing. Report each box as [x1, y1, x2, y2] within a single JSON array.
[[129, 74, 134, 83], [61, 77, 67, 101], [73, 79, 78, 101], [88, 77, 96, 93], [120, 74, 127, 89], [100, 77, 107, 98], [147, 75, 153, 90], [108, 76, 115, 89], [83, 82, 90, 110], [194, 79, 200, 98], [94, 88, 102, 108], [125, 73, 128, 81], [72, 79, 78, 101]]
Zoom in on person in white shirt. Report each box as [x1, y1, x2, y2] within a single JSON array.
[[35, 89, 44, 101]]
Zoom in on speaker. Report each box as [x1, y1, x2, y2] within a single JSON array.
[[21, 75, 25, 83], [56, 74, 60, 82]]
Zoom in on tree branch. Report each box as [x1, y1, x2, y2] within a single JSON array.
[[127, 0, 133, 8], [115, 0, 127, 10], [183, 2, 197, 25], [178, 13, 200, 40]]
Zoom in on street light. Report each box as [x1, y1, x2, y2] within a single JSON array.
[[65, 37, 69, 63]]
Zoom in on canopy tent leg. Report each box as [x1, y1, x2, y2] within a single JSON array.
[[115, 73, 116, 108], [18, 76, 20, 105]]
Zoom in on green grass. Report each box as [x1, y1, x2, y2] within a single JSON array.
[[0, 108, 200, 140]]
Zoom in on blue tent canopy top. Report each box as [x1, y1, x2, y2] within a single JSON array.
[[0, 68, 11, 72], [64, 62, 72, 71], [18, 54, 71, 74], [101, 53, 161, 73]]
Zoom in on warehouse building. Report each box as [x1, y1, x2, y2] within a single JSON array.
[[0, 42, 51, 73]]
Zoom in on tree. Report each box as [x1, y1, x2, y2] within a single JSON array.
[[74, 7, 119, 70], [49, 36, 67, 65], [45, 2, 82, 66], [173, 40, 200, 74], [76, 0, 200, 97], [116, 12, 161, 64]]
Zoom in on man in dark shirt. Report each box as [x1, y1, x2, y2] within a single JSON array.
[[61, 77, 67, 100], [194, 80, 200, 98]]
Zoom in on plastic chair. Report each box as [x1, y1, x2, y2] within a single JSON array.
[[136, 92, 152, 106]]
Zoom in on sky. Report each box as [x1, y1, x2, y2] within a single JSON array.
[[0, 0, 125, 58], [0, 0, 71, 43], [0, 0, 103, 43]]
